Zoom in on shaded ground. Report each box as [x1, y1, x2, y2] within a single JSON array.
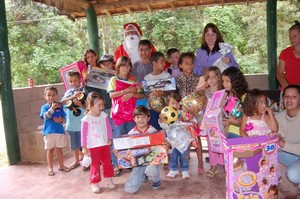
[[0, 151, 299, 199]]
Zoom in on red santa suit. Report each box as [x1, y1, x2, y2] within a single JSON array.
[[114, 22, 156, 64]]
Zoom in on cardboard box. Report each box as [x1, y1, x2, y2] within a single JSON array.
[[116, 145, 168, 168], [86, 67, 114, 90], [59, 61, 87, 90], [203, 89, 227, 153], [113, 132, 165, 150], [221, 135, 279, 199], [141, 77, 176, 92]]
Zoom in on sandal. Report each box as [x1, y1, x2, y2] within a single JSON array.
[[206, 169, 218, 178], [48, 170, 55, 176], [58, 167, 70, 172], [69, 163, 80, 170], [114, 167, 122, 177]]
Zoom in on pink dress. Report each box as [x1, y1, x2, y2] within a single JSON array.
[[245, 114, 271, 137]]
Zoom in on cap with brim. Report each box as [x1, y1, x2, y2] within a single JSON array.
[[99, 54, 114, 63]]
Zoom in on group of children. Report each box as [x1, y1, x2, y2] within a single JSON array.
[[40, 41, 279, 196]]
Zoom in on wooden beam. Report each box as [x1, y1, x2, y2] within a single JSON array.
[[125, 7, 133, 15], [104, 10, 112, 18], [94, 0, 176, 10], [146, 4, 152, 12]]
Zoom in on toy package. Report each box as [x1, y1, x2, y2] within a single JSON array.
[[221, 134, 279, 199], [203, 89, 227, 153], [116, 145, 168, 168], [141, 77, 176, 92], [85, 67, 114, 90], [59, 61, 87, 90]]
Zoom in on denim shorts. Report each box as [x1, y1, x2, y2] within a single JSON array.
[[67, 131, 81, 150]]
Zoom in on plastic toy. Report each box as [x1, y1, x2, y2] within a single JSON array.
[[65, 92, 87, 116], [149, 96, 166, 112], [223, 96, 243, 119]]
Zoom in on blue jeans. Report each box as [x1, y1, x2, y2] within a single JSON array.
[[111, 122, 135, 167], [125, 165, 160, 193], [149, 110, 162, 131], [170, 148, 189, 171], [278, 150, 300, 184]]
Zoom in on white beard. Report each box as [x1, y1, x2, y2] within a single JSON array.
[[124, 35, 140, 64]]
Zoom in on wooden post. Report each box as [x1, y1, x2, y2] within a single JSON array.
[[0, 0, 21, 165], [267, 0, 278, 89], [86, 6, 100, 56]]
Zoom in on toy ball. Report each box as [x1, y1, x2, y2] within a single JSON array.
[[180, 110, 194, 122], [180, 91, 207, 116], [149, 96, 166, 112], [160, 106, 178, 124]]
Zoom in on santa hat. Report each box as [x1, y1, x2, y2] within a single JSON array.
[[123, 22, 142, 38]]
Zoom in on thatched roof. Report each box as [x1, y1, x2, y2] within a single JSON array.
[[32, 0, 266, 19]]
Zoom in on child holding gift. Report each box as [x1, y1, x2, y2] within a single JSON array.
[[61, 71, 86, 170], [40, 86, 69, 176], [197, 67, 224, 177], [222, 67, 249, 139], [81, 92, 116, 193], [176, 52, 204, 175], [125, 106, 163, 193], [240, 89, 278, 137], [144, 51, 172, 130], [158, 92, 193, 179]]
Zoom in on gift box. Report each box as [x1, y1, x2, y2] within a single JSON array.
[[113, 131, 165, 150], [221, 134, 279, 199], [141, 77, 176, 92], [203, 89, 227, 153], [85, 67, 114, 90], [59, 61, 87, 90], [116, 145, 168, 168]]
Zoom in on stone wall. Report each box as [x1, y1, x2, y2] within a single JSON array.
[[12, 74, 271, 163]]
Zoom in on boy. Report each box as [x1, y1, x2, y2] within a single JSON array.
[[125, 106, 162, 193], [145, 52, 172, 130], [166, 48, 182, 78], [132, 40, 154, 83], [61, 71, 86, 170], [40, 86, 69, 176]]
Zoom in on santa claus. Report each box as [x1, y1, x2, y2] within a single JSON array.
[[114, 22, 156, 64]]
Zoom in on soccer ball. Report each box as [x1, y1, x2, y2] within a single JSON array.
[[160, 106, 178, 124]]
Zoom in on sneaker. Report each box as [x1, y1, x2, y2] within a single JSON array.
[[182, 171, 190, 179], [142, 174, 149, 183], [107, 179, 116, 189], [167, 170, 179, 178], [152, 180, 161, 190], [91, 183, 101, 193]]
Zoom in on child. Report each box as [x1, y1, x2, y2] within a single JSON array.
[[166, 48, 182, 78], [176, 52, 204, 174], [159, 92, 192, 178], [61, 71, 86, 170], [145, 52, 172, 130], [132, 40, 154, 83], [198, 67, 224, 177], [125, 106, 162, 193], [99, 54, 115, 72], [222, 67, 249, 139], [81, 92, 115, 193], [107, 56, 144, 175], [40, 86, 69, 176], [240, 89, 278, 137]]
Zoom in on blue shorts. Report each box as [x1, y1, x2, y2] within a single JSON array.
[[67, 131, 81, 150]]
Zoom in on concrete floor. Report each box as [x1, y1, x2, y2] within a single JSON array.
[[0, 151, 299, 199]]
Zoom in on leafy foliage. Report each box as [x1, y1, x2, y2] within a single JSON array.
[[5, 0, 300, 87]]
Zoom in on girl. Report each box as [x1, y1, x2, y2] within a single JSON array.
[[240, 89, 278, 137], [222, 67, 249, 139], [198, 67, 224, 177], [107, 56, 144, 175], [176, 52, 204, 175], [81, 92, 115, 193]]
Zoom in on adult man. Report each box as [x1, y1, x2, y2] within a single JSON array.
[[114, 22, 155, 65], [275, 84, 300, 189]]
